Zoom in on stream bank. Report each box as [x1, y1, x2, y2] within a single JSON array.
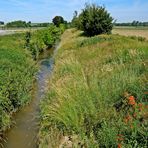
[[1, 47, 55, 148]]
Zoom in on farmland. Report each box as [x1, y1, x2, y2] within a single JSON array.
[[113, 26, 148, 39]]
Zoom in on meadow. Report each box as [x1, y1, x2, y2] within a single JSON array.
[[113, 26, 148, 40], [39, 29, 148, 147]]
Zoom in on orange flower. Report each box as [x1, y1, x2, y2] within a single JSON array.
[[117, 137, 124, 141], [133, 113, 137, 118], [117, 134, 124, 141], [118, 143, 122, 148], [124, 115, 132, 123], [128, 96, 136, 106], [138, 103, 143, 111]]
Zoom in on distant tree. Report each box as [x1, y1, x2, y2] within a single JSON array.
[[27, 21, 31, 27], [52, 16, 64, 27], [115, 21, 148, 27], [0, 21, 4, 25], [76, 4, 113, 36], [6, 20, 28, 28], [71, 11, 79, 27]]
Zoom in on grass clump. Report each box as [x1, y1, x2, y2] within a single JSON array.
[[39, 29, 147, 147]]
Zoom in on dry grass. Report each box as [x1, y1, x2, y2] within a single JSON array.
[[113, 27, 148, 39]]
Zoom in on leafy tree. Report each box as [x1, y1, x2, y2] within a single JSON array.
[[52, 16, 64, 27], [71, 11, 79, 27], [76, 4, 113, 36]]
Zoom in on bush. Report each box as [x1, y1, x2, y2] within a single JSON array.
[[76, 4, 113, 36]]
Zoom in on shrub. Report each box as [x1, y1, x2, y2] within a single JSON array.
[[77, 4, 113, 36]]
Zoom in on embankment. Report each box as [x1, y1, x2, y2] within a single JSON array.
[[39, 29, 147, 147]]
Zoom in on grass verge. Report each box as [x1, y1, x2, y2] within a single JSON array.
[[39, 29, 147, 147]]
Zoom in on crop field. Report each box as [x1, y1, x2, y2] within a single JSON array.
[[113, 27, 148, 39]]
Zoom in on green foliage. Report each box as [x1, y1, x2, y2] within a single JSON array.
[[6, 20, 31, 28], [0, 33, 37, 132], [39, 29, 148, 147], [73, 4, 113, 36], [115, 21, 148, 27], [25, 24, 63, 60], [52, 16, 65, 27]]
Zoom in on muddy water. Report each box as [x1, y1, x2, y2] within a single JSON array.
[[1, 49, 54, 148]]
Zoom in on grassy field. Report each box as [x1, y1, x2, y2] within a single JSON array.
[[113, 26, 148, 39], [39, 29, 148, 147]]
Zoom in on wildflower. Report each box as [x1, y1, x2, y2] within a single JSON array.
[[128, 96, 136, 106], [117, 134, 124, 141], [124, 115, 132, 124], [117, 143, 122, 148], [138, 103, 143, 111], [133, 113, 136, 118]]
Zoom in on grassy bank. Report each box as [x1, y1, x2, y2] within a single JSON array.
[[0, 25, 63, 135], [39, 29, 147, 147], [0, 33, 36, 132]]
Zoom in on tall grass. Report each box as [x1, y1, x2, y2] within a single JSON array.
[[0, 33, 37, 132], [0, 25, 65, 139], [39, 29, 147, 147]]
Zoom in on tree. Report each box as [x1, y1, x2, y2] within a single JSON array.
[[0, 21, 4, 25], [52, 16, 64, 27], [77, 4, 113, 36], [6, 20, 28, 28]]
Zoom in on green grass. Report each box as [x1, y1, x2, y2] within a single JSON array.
[[39, 29, 148, 147], [0, 33, 37, 132], [0, 25, 64, 137]]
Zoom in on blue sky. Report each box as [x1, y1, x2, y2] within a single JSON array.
[[0, 0, 148, 23]]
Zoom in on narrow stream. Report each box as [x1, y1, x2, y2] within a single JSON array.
[[1, 48, 54, 148]]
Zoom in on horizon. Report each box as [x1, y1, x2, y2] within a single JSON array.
[[0, 0, 148, 23]]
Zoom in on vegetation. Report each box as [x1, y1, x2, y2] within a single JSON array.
[[6, 20, 31, 28], [52, 16, 66, 27], [115, 21, 148, 27], [0, 33, 36, 132], [31, 22, 50, 27], [0, 21, 4, 25], [25, 24, 63, 60], [72, 4, 113, 36], [113, 27, 148, 40], [0, 23, 64, 137], [39, 29, 147, 147]]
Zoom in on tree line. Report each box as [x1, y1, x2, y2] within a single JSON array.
[[115, 21, 148, 27]]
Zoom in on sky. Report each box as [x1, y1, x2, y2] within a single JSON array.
[[0, 0, 148, 23]]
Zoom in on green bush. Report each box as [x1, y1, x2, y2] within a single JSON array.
[[76, 4, 113, 36], [25, 24, 62, 60]]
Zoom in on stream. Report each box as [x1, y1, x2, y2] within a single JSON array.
[[1, 48, 55, 148]]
